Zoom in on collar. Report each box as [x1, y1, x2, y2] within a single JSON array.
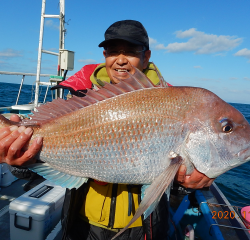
[[90, 62, 162, 86]]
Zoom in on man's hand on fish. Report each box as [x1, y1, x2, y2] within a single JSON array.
[[0, 115, 214, 189], [175, 165, 215, 189], [0, 115, 42, 166]]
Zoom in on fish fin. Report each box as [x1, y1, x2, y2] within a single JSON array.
[[141, 184, 161, 219], [125, 68, 156, 88], [20, 65, 165, 126], [151, 62, 169, 88], [141, 184, 150, 200], [141, 183, 173, 220], [28, 163, 88, 189], [0, 114, 21, 128], [111, 156, 183, 240]]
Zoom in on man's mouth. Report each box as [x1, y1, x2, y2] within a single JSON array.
[[115, 69, 128, 72]]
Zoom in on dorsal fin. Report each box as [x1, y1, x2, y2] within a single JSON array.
[[151, 62, 169, 88], [21, 65, 165, 126]]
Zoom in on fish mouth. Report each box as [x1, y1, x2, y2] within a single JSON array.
[[237, 147, 250, 161]]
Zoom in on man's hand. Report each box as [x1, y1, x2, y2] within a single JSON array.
[[175, 165, 214, 189], [0, 114, 43, 166]]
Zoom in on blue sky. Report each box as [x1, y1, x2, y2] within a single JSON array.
[[0, 0, 250, 104]]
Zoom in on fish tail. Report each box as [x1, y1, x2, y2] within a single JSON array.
[[0, 114, 20, 129]]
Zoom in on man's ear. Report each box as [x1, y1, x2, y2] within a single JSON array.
[[143, 50, 151, 69], [103, 50, 106, 58]]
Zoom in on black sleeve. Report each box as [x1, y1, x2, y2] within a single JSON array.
[[8, 165, 36, 180], [61, 183, 88, 240]]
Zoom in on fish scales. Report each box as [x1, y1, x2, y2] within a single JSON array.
[[1, 68, 250, 239], [31, 87, 191, 183]]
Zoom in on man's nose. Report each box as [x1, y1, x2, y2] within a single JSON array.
[[116, 53, 128, 65]]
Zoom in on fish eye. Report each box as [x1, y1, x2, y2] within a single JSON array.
[[220, 118, 234, 133], [223, 125, 233, 133]]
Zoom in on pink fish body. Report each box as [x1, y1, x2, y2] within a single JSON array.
[[1, 68, 250, 239], [25, 86, 250, 183]]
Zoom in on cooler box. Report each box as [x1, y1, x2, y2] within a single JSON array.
[[0, 163, 17, 187], [9, 180, 66, 240]]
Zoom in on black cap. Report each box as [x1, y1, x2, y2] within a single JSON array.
[[98, 20, 149, 50]]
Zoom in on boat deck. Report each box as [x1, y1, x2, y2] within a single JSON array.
[[169, 184, 250, 240], [1, 179, 250, 240]]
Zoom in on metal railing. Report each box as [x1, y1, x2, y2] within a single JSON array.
[[0, 71, 55, 105]]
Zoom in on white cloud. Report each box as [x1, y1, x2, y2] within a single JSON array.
[[155, 44, 167, 50], [45, 20, 59, 29], [234, 48, 250, 62], [194, 66, 202, 69], [168, 29, 242, 54], [230, 77, 238, 80], [149, 37, 157, 46], [0, 49, 22, 58], [149, 37, 167, 50], [78, 59, 97, 64], [214, 53, 226, 56], [243, 77, 250, 81], [150, 28, 242, 54]]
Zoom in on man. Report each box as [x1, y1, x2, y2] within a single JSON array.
[[0, 20, 214, 239]]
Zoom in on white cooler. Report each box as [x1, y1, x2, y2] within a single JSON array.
[[9, 180, 66, 240], [0, 163, 17, 187]]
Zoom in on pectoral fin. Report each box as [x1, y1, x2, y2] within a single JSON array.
[[111, 156, 183, 240], [28, 163, 88, 189]]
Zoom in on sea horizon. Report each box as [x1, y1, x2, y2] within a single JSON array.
[[1, 81, 250, 106]]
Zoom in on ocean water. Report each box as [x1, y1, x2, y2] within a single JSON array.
[[215, 103, 250, 207], [0, 82, 250, 207], [0, 82, 53, 107]]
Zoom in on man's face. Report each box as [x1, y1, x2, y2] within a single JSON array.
[[103, 40, 151, 83]]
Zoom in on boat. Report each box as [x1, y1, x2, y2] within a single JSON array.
[[0, 1, 250, 240], [169, 183, 250, 239], [0, 0, 73, 239], [0, 0, 73, 117], [1, 178, 250, 240]]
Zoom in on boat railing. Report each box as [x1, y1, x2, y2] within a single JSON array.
[[0, 71, 56, 105], [0, 71, 68, 118], [209, 223, 250, 235], [0, 0, 74, 114]]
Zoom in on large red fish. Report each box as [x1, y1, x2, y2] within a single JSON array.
[[1, 67, 250, 239]]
